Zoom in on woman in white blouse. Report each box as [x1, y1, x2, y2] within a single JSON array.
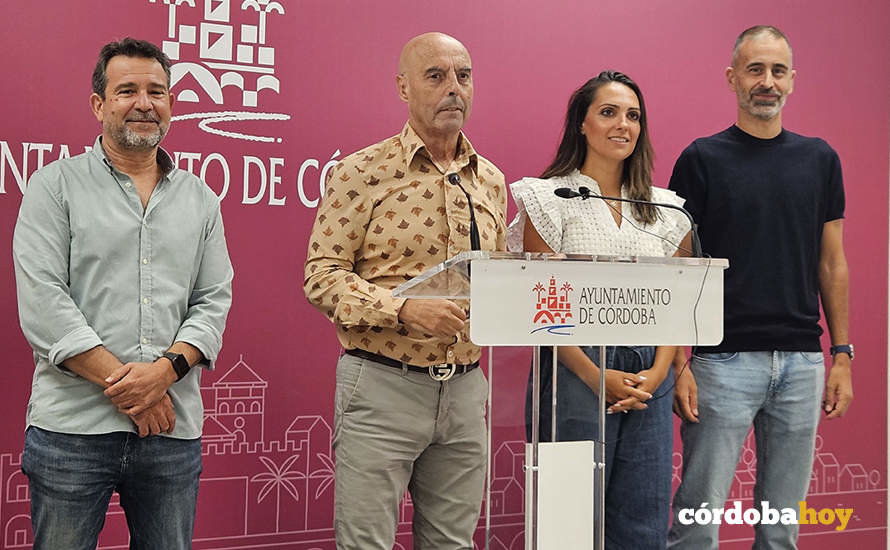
[[508, 71, 692, 549]]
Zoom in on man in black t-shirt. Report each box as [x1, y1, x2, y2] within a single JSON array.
[[667, 26, 853, 550]]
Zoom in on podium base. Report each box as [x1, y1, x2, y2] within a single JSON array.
[[526, 441, 595, 548]]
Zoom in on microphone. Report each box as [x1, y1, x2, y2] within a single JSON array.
[[554, 187, 583, 199], [448, 173, 481, 251], [553, 187, 703, 257]]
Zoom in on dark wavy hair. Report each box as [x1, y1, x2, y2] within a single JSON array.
[[92, 38, 171, 99], [541, 70, 656, 224]]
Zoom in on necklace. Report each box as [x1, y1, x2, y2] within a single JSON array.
[[606, 199, 620, 210]]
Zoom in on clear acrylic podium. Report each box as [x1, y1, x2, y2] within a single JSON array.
[[394, 251, 728, 550]]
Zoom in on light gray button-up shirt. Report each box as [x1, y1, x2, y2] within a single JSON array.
[[13, 137, 233, 439]]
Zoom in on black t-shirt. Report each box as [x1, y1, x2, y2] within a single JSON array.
[[669, 125, 845, 352]]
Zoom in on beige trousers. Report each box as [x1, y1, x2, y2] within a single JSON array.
[[333, 353, 488, 550]]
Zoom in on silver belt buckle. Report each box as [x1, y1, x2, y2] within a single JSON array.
[[428, 363, 456, 381]]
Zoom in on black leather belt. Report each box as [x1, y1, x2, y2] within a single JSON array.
[[344, 348, 479, 381]]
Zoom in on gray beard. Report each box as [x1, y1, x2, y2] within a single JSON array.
[[750, 103, 783, 120], [105, 121, 165, 150], [743, 96, 785, 121]]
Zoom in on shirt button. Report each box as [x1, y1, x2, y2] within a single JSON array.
[[142, 258, 149, 264], [125, 182, 132, 188], [142, 297, 149, 304]]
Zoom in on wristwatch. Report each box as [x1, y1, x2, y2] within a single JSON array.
[[829, 344, 854, 360], [162, 352, 191, 381]]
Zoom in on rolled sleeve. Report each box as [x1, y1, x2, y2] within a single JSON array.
[[48, 326, 103, 372], [174, 198, 233, 369], [13, 171, 102, 372]]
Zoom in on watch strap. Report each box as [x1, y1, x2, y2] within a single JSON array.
[[163, 352, 191, 381], [829, 344, 854, 360]]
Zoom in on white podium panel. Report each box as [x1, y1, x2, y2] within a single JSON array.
[[470, 257, 727, 346], [528, 441, 595, 549]]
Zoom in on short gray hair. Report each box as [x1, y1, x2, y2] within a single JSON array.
[[731, 25, 792, 67]]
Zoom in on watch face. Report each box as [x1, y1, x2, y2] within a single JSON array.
[[174, 356, 190, 377], [165, 353, 190, 379]]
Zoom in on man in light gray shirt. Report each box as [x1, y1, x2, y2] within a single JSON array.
[[12, 37, 232, 549]]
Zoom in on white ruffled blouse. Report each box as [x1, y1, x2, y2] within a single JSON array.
[[507, 170, 691, 257]]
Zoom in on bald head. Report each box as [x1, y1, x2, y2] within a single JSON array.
[[396, 32, 474, 150], [398, 32, 469, 75]]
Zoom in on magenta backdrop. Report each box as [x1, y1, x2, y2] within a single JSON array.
[[1, 1, 887, 548]]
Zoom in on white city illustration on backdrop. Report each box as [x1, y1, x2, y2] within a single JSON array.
[[150, 0, 290, 143], [0, 353, 882, 548]]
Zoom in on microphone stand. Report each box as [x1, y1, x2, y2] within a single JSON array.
[[561, 186, 703, 257], [448, 173, 481, 251]]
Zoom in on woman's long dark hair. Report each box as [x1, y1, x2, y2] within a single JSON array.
[[541, 70, 656, 224]]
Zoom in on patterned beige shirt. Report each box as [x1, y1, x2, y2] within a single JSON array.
[[305, 122, 507, 365]]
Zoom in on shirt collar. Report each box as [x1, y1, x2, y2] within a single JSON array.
[[91, 136, 175, 176], [398, 121, 479, 176]]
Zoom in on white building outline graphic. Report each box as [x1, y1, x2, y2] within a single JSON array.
[[0, 354, 883, 548], [149, 0, 291, 143]]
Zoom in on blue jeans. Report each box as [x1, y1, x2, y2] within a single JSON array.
[[668, 351, 825, 550], [22, 426, 202, 550], [526, 346, 674, 550]]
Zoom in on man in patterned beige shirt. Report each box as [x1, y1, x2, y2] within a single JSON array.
[[304, 32, 506, 549]]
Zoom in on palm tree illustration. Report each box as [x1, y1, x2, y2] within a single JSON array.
[[251, 455, 305, 531], [310, 452, 336, 499], [241, 0, 285, 44]]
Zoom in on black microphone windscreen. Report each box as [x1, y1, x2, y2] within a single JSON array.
[[554, 187, 577, 199]]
